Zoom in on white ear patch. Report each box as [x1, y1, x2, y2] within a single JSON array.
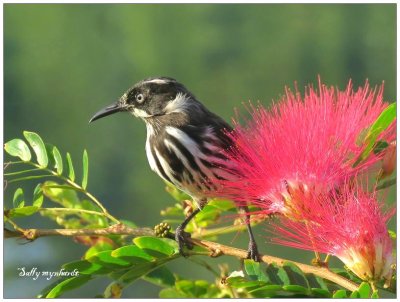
[[131, 108, 153, 118], [164, 93, 189, 114]]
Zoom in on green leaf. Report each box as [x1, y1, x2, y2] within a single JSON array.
[[42, 181, 80, 208], [113, 242, 179, 286], [108, 268, 133, 281], [373, 140, 389, 155], [248, 284, 283, 298], [388, 230, 396, 240], [66, 152, 75, 181], [331, 267, 364, 284], [310, 288, 331, 298], [332, 289, 348, 298], [52, 146, 63, 175], [357, 282, 371, 298], [4, 138, 31, 161], [45, 275, 91, 298], [367, 102, 396, 140], [226, 275, 266, 289], [207, 199, 236, 211], [88, 250, 132, 269], [82, 149, 89, 189], [143, 266, 176, 287], [160, 203, 185, 217], [376, 178, 396, 190], [84, 241, 114, 259], [194, 205, 220, 225], [244, 259, 268, 281], [62, 260, 110, 275], [170, 279, 221, 298], [111, 245, 154, 263], [116, 258, 172, 284], [354, 103, 396, 166], [283, 262, 309, 288], [159, 287, 187, 298], [23, 131, 48, 167], [13, 188, 25, 208], [8, 206, 39, 218], [371, 290, 379, 298], [133, 237, 178, 258], [37, 277, 71, 298], [45, 143, 56, 169], [32, 184, 44, 207], [282, 284, 308, 293], [305, 274, 329, 291], [350, 290, 360, 298], [265, 262, 290, 286], [184, 280, 208, 297]]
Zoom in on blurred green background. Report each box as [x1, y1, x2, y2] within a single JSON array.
[[4, 4, 396, 298]]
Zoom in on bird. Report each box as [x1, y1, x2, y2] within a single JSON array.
[[90, 76, 260, 261]]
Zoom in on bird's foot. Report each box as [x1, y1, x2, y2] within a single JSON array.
[[175, 225, 193, 257], [246, 239, 261, 262]]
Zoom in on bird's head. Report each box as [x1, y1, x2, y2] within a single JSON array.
[[90, 77, 197, 123]]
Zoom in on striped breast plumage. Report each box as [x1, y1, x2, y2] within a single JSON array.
[[145, 123, 235, 199]]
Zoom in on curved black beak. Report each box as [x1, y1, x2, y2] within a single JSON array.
[[89, 102, 122, 123]]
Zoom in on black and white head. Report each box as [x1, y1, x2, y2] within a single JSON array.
[[90, 77, 203, 123]]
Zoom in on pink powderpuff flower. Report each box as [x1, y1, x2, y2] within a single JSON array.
[[270, 183, 395, 285], [213, 79, 395, 217]]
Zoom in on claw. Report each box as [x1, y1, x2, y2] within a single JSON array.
[[175, 225, 193, 257], [247, 239, 261, 262]]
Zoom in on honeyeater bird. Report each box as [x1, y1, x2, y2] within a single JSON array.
[[90, 77, 260, 261]]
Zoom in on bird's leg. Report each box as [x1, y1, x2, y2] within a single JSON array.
[[175, 204, 203, 257], [239, 206, 261, 262]]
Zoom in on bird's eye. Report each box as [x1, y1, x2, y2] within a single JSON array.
[[136, 94, 145, 103]]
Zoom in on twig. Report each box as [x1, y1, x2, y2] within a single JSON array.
[[4, 224, 154, 240], [5, 224, 358, 291], [190, 237, 359, 292]]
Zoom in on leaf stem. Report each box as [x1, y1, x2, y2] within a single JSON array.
[[4, 168, 43, 176], [8, 174, 56, 183], [5, 218, 25, 233], [61, 178, 120, 224], [38, 207, 111, 218]]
